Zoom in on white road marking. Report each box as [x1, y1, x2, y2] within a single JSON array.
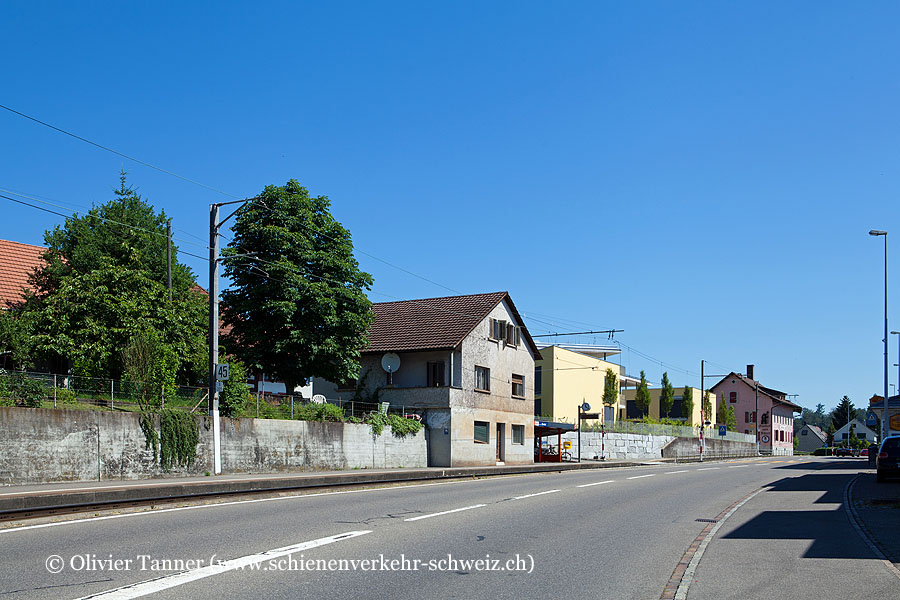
[[513, 489, 560, 500], [727, 465, 748, 469], [576, 480, 615, 488], [627, 474, 655, 480], [0, 479, 483, 535], [664, 470, 689, 475], [404, 504, 486, 522], [696, 467, 720, 471], [74, 530, 371, 600]]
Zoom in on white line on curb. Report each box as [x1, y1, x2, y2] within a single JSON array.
[[513, 490, 560, 500], [576, 480, 615, 488], [74, 530, 371, 599], [404, 504, 486, 522]]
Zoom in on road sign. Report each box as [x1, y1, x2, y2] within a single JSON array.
[[866, 411, 878, 427], [581, 413, 600, 419], [215, 381, 224, 393], [718, 425, 727, 436], [216, 363, 230, 381]]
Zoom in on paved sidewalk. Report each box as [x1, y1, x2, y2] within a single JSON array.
[[850, 469, 900, 565], [0, 458, 664, 515]]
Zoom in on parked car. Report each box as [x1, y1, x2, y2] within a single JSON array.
[[860, 448, 869, 457], [834, 447, 854, 457], [876, 435, 900, 483]]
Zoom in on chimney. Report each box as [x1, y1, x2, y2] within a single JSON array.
[[746, 364, 755, 380]]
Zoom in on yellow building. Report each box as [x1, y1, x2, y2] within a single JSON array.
[[622, 386, 717, 426], [534, 344, 639, 425]]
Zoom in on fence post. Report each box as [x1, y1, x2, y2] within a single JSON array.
[[351, 401, 354, 419], [110, 380, 114, 411], [256, 391, 259, 418], [53, 374, 57, 408], [290, 395, 294, 419]]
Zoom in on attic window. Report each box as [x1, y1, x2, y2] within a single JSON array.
[[506, 323, 521, 346], [490, 318, 506, 341]]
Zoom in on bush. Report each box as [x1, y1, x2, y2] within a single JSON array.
[[9, 373, 46, 407], [295, 401, 345, 422], [55, 388, 77, 405]]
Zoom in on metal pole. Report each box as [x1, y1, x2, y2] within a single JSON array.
[[166, 219, 172, 302], [884, 234, 889, 444], [755, 381, 760, 455], [209, 204, 222, 474], [700, 360, 704, 462], [53, 374, 57, 408], [577, 405, 582, 463]]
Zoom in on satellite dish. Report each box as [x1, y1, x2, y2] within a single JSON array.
[[381, 353, 401, 373], [311, 394, 326, 404]]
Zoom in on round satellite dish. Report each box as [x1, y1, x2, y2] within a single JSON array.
[[311, 394, 326, 404], [581, 402, 591, 412], [381, 353, 401, 373]]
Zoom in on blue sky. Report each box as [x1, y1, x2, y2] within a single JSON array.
[[2, 1, 899, 413]]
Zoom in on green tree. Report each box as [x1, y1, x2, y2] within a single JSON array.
[[602, 368, 618, 410], [718, 396, 737, 431], [634, 370, 651, 416], [659, 372, 674, 418], [15, 175, 206, 380], [681, 386, 694, 421], [221, 180, 374, 391], [830, 396, 857, 432], [703, 390, 713, 423], [219, 356, 252, 418], [121, 329, 179, 410]]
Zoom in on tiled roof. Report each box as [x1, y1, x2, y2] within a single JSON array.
[[0, 239, 45, 308], [365, 291, 540, 356], [712, 372, 802, 412]]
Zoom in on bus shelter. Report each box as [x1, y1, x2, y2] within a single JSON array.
[[534, 419, 575, 462]]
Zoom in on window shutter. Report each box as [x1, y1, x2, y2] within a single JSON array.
[[474, 421, 489, 443]]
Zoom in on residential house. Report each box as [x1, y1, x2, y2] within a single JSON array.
[[796, 424, 827, 453], [833, 418, 877, 446], [0, 239, 44, 309], [622, 385, 717, 426], [534, 344, 639, 425], [314, 291, 541, 467], [710, 365, 801, 456]]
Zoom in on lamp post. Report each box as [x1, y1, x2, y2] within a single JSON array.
[[870, 229, 888, 443], [892, 331, 899, 434]]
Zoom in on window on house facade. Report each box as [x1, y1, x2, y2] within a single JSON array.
[[511, 374, 525, 398], [729, 392, 737, 403], [490, 318, 505, 341], [801, 429, 808, 436], [474, 420, 490, 444], [534, 366, 542, 397], [506, 323, 521, 346], [512, 424, 525, 445], [475, 366, 490, 392], [761, 412, 768, 425], [427, 361, 445, 387]]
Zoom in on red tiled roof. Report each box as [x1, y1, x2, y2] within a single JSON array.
[[364, 291, 541, 357], [0, 239, 45, 308]]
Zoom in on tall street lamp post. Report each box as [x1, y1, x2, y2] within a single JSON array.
[[870, 230, 888, 443]]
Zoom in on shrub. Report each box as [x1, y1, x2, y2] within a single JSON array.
[[295, 401, 345, 422], [9, 373, 46, 408], [55, 388, 77, 405]]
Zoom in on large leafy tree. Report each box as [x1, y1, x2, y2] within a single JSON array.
[[221, 180, 374, 392], [659, 371, 674, 418], [634, 370, 651, 416], [15, 175, 206, 380]]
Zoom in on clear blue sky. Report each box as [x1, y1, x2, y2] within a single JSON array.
[[2, 1, 899, 414]]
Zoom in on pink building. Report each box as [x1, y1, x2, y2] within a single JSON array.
[[710, 365, 801, 456]]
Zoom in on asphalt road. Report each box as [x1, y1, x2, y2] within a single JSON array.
[[1, 457, 897, 599]]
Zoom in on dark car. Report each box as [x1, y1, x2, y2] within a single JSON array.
[[834, 447, 854, 457], [876, 436, 900, 483]]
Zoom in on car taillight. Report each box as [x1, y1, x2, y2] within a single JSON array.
[[879, 452, 889, 459]]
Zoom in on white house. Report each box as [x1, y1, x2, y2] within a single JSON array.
[[315, 291, 541, 467], [834, 418, 877, 445]]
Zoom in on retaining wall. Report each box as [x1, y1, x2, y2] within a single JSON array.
[[0, 407, 426, 485], [559, 431, 758, 460]]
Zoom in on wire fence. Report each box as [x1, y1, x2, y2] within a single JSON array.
[[0, 370, 432, 422], [580, 419, 756, 443]]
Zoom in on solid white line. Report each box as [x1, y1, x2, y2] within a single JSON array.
[[576, 480, 615, 488], [696, 467, 720, 471], [404, 504, 486, 522], [627, 474, 655, 480], [513, 489, 560, 500], [74, 530, 371, 600], [0, 479, 482, 535], [664, 470, 689, 475]]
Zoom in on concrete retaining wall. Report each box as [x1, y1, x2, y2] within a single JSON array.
[[0, 407, 426, 485], [558, 431, 758, 460]]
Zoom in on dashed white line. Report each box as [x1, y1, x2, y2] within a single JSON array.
[[404, 504, 486, 522], [664, 470, 690, 475], [576, 480, 615, 488], [513, 489, 560, 500], [74, 530, 371, 599], [696, 467, 720, 471], [728, 465, 748, 469], [627, 474, 656, 480]]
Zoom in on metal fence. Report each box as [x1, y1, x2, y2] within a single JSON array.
[[0, 370, 207, 413], [581, 419, 756, 443]]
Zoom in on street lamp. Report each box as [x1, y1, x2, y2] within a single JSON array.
[[870, 229, 888, 443], [892, 330, 900, 425]]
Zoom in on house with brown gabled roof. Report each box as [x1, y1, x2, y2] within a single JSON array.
[[710, 365, 801, 455], [315, 291, 541, 467], [0, 239, 45, 309]]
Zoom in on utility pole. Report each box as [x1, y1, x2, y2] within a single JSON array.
[[166, 219, 172, 302]]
